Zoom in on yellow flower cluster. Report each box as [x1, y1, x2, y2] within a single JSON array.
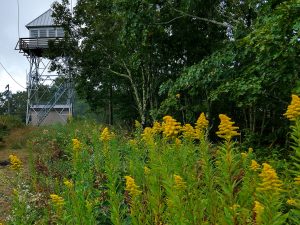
[[144, 166, 151, 175], [195, 113, 209, 138], [141, 127, 155, 146], [12, 188, 18, 196], [175, 138, 182, 146], [9, 154, 22, 170], [181, 124, 196, 140], [64, 179, 74, 189], [295, 176, 300, 185], [253, 201, 264, 224], [100, 127, 113, 142], [166, 198, 174, 208], [72, 138, 81, 152], [162, 116, 181, 138], [141, 122, 162, 145], [230, 204, 240, 213], [138, 114, 209, 142], [241, 152, 248, 159], [250, 160, 260, 171], [257, 163, 283, 193], [125, 176, 142, 197], [50, 194, 65, 207], [284, 94, 300, 120], [128, 139, 138, 148], [152, 121, 162, 134], [135, 120, 142, 129], [287, 198, 297, 206], [216, 114, 240, 141], [174, 174, 186, 190], [241, 148, 253, 159]]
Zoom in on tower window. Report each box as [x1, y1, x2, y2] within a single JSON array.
[[30, 29, 38, 38], [39, 29, 47, 37], [48, 28, 56, 37], [57, 28, 64, 37]]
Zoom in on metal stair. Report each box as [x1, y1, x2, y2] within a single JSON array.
[[36, 83, 68, 126]]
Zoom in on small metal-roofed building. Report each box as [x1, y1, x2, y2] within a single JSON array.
[[26, 9, 64, 38], [30, 104, 72, 126], [16, 9, 64, 57]]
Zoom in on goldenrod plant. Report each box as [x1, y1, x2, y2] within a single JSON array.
[[8, 154, 22, 171], [5, 109, 299, 224], [284, 94, 300, 224], [215, 114, 245, 224]]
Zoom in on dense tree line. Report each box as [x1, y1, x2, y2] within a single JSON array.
[[50, 0, 300, 148], [0, 91, 27, 121]]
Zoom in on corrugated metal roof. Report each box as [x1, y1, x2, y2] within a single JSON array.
[[26, 9, 55, 28]]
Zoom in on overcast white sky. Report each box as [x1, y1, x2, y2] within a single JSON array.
[[0, 0, 65, 93]]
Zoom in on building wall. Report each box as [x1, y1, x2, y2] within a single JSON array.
[[30, 110, 69, 126]]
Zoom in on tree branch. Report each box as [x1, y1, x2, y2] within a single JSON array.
[[104, 67, 130, 80], [121, 60, 133, 80], [155, 15, 186, 25], [172, 8, 232, 28]]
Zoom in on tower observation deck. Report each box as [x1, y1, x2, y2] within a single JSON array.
[[15, 9, 73, 126]]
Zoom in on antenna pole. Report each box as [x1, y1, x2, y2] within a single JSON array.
[[5, 84, 10, 115], [71, 0, 73, 15]]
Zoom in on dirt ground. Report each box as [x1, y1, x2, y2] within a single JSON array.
[[0, 137, 30, 222]]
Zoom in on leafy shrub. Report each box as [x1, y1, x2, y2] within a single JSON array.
[[0, 115, 24, 142]]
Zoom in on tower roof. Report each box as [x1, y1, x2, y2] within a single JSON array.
[[26, 9, 56, 28]]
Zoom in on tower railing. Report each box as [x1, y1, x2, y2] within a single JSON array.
[[16, 37, 63, 56]]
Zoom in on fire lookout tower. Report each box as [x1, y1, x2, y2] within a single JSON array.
[[15, 9, 73, 126]]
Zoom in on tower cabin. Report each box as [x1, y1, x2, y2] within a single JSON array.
[[16, 9, 64, 57]]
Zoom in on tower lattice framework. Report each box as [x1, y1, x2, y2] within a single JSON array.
[[24, 51, 73, 125]]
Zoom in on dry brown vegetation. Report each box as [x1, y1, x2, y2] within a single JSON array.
[[0, 127, 34, 221]]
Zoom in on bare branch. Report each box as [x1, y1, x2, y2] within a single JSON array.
[[172, 8, 232, 28], [103, 67, 130, 80], [121, 60, 133, 79], [155, 15, 186, 25]]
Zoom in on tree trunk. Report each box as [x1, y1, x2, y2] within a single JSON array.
[[129, 77, 146, 125], [108, 84, 113, 125]]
